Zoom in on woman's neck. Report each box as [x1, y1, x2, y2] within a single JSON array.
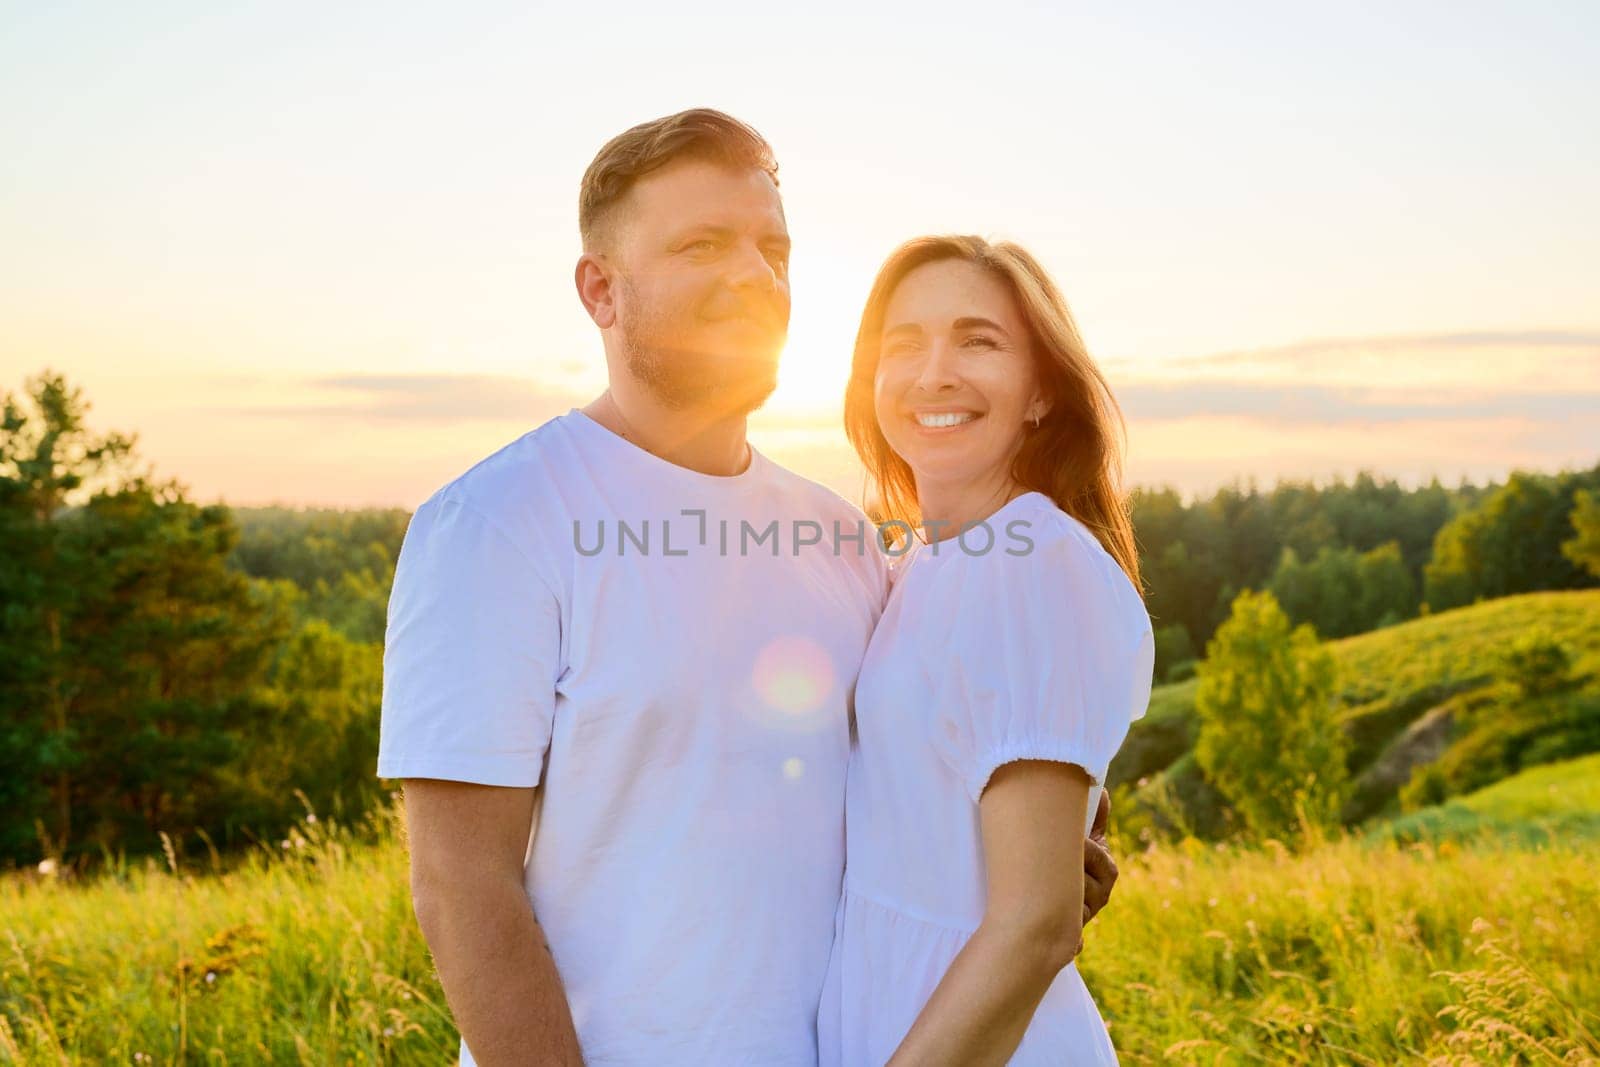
[[914, 475, 1030, 544]]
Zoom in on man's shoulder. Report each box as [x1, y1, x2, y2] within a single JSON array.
[[403, 416, 580, 584], [755, 456, 889, 597], [419, 415, 574, 522], [756, 455, 871, 524]]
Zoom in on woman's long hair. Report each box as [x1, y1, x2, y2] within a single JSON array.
[[843, 235, 1143, 595]]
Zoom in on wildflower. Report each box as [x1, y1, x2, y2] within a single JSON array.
[[384, 1027, 395, 1037], [281, 840, 291, 849], [306, 813, 318, 824], [38, 858, 57, 877], [205, 971, 217, 984]]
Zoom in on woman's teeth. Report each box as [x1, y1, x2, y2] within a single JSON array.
[[916, 412, 978, 429]]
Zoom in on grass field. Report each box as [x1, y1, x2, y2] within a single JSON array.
[[4, 763, 1598, 1065]]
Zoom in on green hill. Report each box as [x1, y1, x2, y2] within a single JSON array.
[[1369, 752, 1600, 846], [1110, 589, 1600, 836]]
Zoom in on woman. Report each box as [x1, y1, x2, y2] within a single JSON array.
[[819, 236, 1156, 1066]]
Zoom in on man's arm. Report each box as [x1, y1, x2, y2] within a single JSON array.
[[404, 778, 583, 1067]]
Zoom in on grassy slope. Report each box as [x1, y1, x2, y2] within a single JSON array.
[[1109, 589, 1600, 820], [1370, 751, 1600, 846]]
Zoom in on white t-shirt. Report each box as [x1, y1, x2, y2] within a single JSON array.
[[377, 409, 888, 1066]]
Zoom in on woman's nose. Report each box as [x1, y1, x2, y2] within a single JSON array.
[[913, 341, 960, 393]]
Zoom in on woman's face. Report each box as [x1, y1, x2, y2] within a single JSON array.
[[872, 258, 1046, 497]]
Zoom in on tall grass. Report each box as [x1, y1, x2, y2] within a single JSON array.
[[1083, 835, 1600, 1064], [0, 800, 457, 1064], [3, 801, 1597, 1065]]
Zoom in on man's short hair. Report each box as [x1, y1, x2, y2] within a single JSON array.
[[578, 108, 779, 251]]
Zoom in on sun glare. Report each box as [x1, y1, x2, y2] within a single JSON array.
[[765, 252, 874, 418]]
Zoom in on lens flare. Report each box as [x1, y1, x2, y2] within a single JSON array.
[[752, 635, 836, 720]]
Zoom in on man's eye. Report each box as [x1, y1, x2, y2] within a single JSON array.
[[684, 240, 718, 254]]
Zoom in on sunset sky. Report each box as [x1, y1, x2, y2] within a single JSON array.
[[3, 2, 1597, 510]]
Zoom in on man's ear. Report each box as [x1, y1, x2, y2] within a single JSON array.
[[575, 252, 617, 329]]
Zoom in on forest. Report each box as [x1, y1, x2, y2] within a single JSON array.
[[3, 369, 1598, 869]]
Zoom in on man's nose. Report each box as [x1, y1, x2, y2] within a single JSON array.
[[726, 242, 780, 294]]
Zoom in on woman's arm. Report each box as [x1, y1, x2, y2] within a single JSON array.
[[886, 759, 1091, 1067]]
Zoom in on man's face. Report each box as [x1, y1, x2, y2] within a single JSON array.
[[607, 157, 791, 413]]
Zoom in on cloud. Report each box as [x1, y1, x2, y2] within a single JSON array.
[[1116, 381, 1600, 427], [1105, 329, 1600, 398], [237, 375, 854, 432], [1172, 330, 1600, 371], [240, 374, 586, 423]]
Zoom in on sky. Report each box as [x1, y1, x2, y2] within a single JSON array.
[[2, 1, 1597, 510]]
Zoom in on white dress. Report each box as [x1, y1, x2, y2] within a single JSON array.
[[819, 491, 1156, 1067]]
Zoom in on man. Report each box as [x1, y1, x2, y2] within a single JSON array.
[[377, 108, 1118, 1066]]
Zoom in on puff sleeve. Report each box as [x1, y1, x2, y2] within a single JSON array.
[[928, 523, 1155, 805]]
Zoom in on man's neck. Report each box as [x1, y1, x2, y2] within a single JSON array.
[[582, 382, 752, 478]]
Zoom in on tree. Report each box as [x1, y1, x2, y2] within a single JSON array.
[[228, 506, 408, 644], [1131, 471, 1467, 658], [1424, 467, 1600, 611], [47, 485, 293, 857], [1354, 541, 1414, 629], [1152, 622, 1195, 682], [1194, 589, 1345, 842], [1495, 629, 1576, 701], [0, 371, 291, 865], [0, 370, 137, 861], [1563, 488, 1600, 579], [222, 616, 385, 838], [1269, 540, 1416, 639], [1269, 546, 1360, 638]]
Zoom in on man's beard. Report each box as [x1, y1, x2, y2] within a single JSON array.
[[617, 278, 784, 415]]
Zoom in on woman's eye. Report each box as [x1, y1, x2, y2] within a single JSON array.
[[684, 240, 718, 254], [962, 335, 998, 349]]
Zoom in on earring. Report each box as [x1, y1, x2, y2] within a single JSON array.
[[1030, 412, 1041, 429]]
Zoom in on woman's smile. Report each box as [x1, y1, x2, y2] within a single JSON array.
[[912, 408, 984, 432]]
